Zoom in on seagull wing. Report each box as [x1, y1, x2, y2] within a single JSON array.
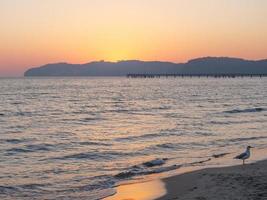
[[234, 152, 247, 159]]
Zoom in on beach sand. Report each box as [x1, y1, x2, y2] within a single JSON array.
[[105, 179, 166, 200], [157, 160, 267, 200], [105, 160, 267, 200]]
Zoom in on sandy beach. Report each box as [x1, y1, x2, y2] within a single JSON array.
[[157, 160, 267, 200], [105, 159, 267, 200]]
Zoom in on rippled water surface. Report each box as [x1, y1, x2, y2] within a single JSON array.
[[0, 77, 267, 199]]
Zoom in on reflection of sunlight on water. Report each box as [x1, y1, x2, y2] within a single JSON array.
[[0, 78, 267, 199], [105, 180, 166, 200]]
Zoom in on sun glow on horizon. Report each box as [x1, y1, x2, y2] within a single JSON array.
[[1, 0, 267, 76]]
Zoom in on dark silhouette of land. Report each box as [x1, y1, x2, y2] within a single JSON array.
[[24, 57, 267, 77]]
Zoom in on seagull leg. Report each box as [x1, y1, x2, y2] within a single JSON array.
[[243, 160, 245, 165]]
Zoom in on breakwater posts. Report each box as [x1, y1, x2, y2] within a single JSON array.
[[127, 74, 267, 78]]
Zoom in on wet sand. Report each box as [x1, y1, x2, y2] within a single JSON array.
[[157, 160, 267, 200], [105, 180, 166, 200], [104, 159, 267, 200]]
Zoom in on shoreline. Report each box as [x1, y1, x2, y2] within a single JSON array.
[[157, 159, 267, 200], [104, 154, 267, 200]]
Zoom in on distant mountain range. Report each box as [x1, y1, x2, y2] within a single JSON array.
[[24, 57, 267, 76]]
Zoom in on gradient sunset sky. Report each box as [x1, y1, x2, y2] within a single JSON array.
[[1, 0, 267, 76]]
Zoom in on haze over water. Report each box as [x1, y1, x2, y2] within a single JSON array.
[[0, 77, 266, 199]]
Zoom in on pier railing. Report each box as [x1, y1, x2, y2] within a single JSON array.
[[127, 74, 267, 78]]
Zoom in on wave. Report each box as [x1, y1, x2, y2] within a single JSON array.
[[4, 138, 30, 144], [145, 142, 208, 152], [115, 165, 181, 179], [224, 107, 266, 114], [71, 110, 97, 114], [0, 183, 52, 196], [154, 143, 177, 149], [5, 143, 56, 155], [77, 141, 111, 146], [114, 158, 180, 179], [228, 136, 267, 143], [142, 158, 168, 167], [114, 133, 162, 142], [51, 150, 142, 161], [187, 158, 212, 165], [11, 102, 23, 105], [15, 111, 34, 117], [210, 120, 253, 125], [0, 185, 19, 194], [62, 152, 106, 160], [6, 148, 34, 154], [114, 157, 215, 179], [19, 183, 47, 190], [60, 116, 105, 124], [114, 130, 182, 142], [81, 117, 104, 122], [0, 182, 112, 200], [210, 136, 267, 147], [212, 153, 230, 158]]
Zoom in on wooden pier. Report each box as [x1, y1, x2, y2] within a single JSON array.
[[127, 74, 267, 78]]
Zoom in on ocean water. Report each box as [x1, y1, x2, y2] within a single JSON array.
[[0, 77, 267, 200]]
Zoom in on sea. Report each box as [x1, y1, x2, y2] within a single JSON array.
[[0, 77, 267, 200]]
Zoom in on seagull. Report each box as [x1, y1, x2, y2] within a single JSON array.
[[234, 146, 253, 165]]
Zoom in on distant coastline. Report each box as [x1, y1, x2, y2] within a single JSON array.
[[24, 57, 267, 77]]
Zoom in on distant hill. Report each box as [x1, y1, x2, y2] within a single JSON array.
[[24, 57, 267, 76]]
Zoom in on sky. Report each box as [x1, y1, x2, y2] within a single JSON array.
[[1, 0, 267, 77]]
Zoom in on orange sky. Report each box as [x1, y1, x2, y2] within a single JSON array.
[[1, 0, 267, 76]]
